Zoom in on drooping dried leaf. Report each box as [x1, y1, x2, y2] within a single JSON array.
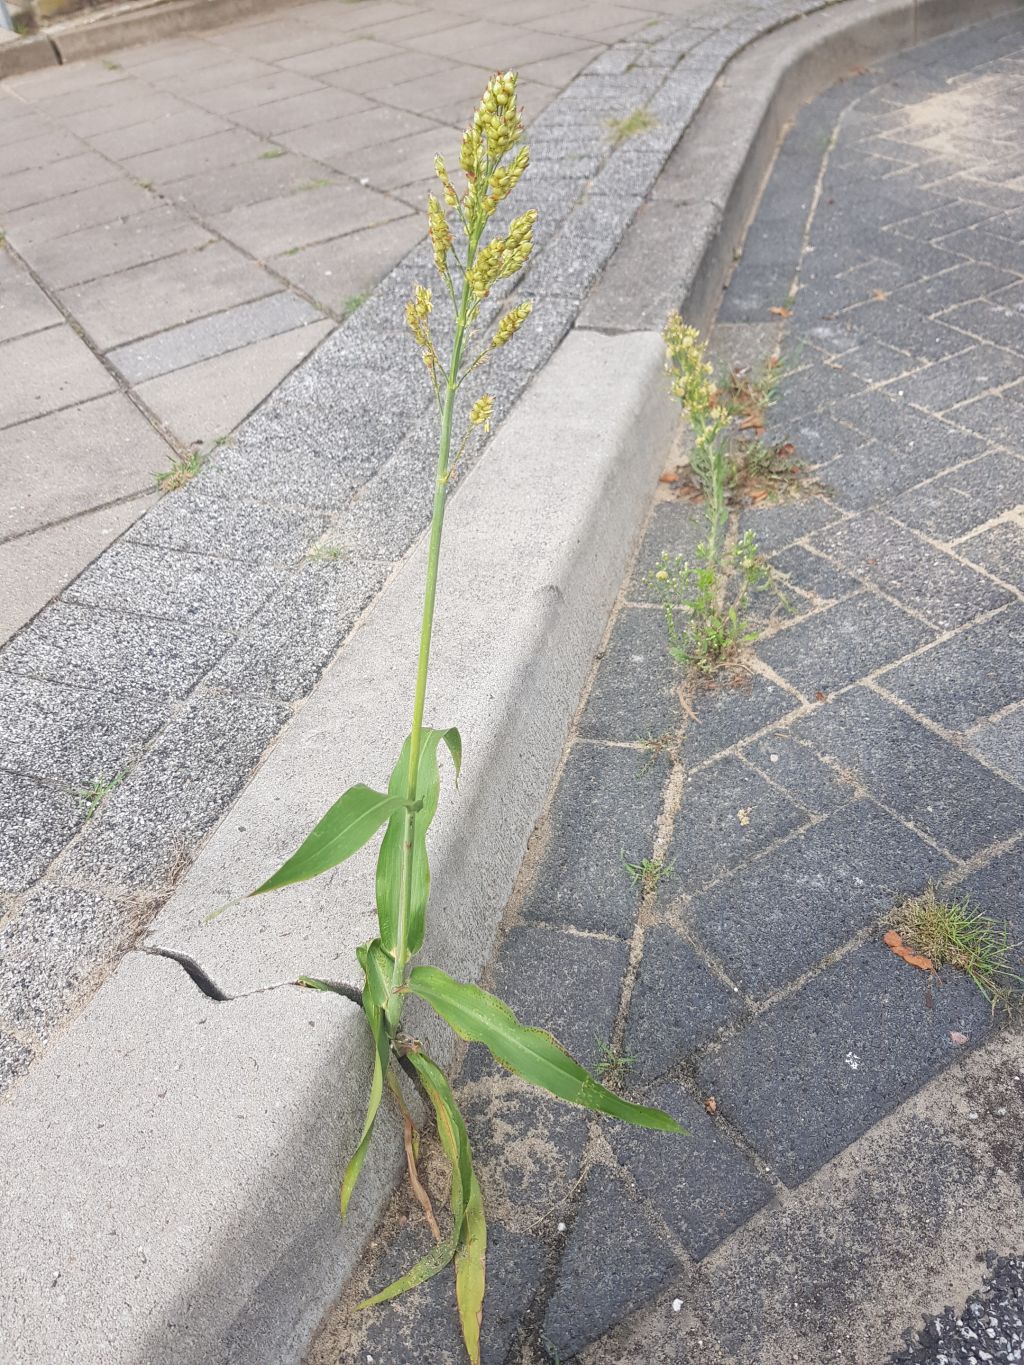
[[883, 929, 934, 972]]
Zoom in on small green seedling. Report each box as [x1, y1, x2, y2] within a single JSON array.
[[621, 852, 674, 894], [594, 1038, 635, 1083], [75, 771, 125, 820], [306, 543, 348, 563]]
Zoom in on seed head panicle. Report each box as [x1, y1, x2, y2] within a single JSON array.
[[434, 154, 459, 209], [469, 395, 494, 430], [427, 194, 453, 280], [473, 71, 523, 163], [466, 210, 537, 298], [484, 144, 529, 216], [492, 300, 533, 348], [405, 284, 438, 376], [663, 313, 725, 428]]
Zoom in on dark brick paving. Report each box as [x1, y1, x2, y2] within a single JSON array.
[[322, 15, 1024, 1364]]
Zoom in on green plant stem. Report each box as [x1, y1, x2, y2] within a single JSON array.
[[389, 268, 477, 1012]]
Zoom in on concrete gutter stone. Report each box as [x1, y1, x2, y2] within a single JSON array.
[[45, 0, 287, 67], [3, 1, 1021, 1362], [0, 32, 58, 78]]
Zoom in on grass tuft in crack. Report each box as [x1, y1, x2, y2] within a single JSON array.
[[607, 107, 657, 145], [895, 887, 1024, 1008], [75, 770, 125, 820], [222, 73, 683, 1365], [594, 1038, 635, 1084], [621, 852, 673, 894], [155, 450, 204, 493]]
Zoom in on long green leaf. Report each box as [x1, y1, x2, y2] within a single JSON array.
[[407, 967, 686, 1133], [253, 785, 411, 895], [357, 1234, 458, 1309], [455, 1173, 487, 1365], [376, 728, 461, 954], [340, 940, 393, 1216], [357, 1046, 474, 1310], [405, 1049, 473, 1230]]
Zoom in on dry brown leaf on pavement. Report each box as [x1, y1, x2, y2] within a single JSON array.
[[883, 929, 934, 972], [769, 305, 793, 318], [704, 1097, 717, 1115]]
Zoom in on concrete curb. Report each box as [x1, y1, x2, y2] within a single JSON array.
[[0, 31, 58, 76], [3, 1, 1022, 1362], [0, 0, 283, 76]]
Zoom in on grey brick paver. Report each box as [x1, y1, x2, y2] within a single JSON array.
[[57, 241, 281, 350], [208, 181, 411, 258], [608, 1080, 775, 1256], [697, 941, 993, 1187], [788, 687, 1024, 857], [106, 292, 324, 382]]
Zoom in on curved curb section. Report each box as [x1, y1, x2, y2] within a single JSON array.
[[2, 1, 1021, 1362]]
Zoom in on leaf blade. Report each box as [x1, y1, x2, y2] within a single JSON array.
[[253, 785, 410, 895], [455, 1174, 487, 1365], [356, 1235, 458, 1309], [407, 967, 686, 1133], [340, 940, 393, 1216], [358, 1047, 476, 1312], [376, 728, 461, 953]]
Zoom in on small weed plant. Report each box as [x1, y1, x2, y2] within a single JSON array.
[[896, 888, 1023, 1008], [651, 318, 788, 671], [607, 108, 657, 146], [621, 852, 673, 894], [155, 450, 204, 493], [652, 534, 770, 671], [239, 74, 681, 1364], [75, 771, 125, 819], [594, 1038, 635, 1084]]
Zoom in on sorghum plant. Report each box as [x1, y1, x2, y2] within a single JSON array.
[[248, 73, 681, 1364]]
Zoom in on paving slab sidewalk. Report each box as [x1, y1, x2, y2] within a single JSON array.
[[316, 16, 1024, 1363], [0, 0, 708, 643]]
